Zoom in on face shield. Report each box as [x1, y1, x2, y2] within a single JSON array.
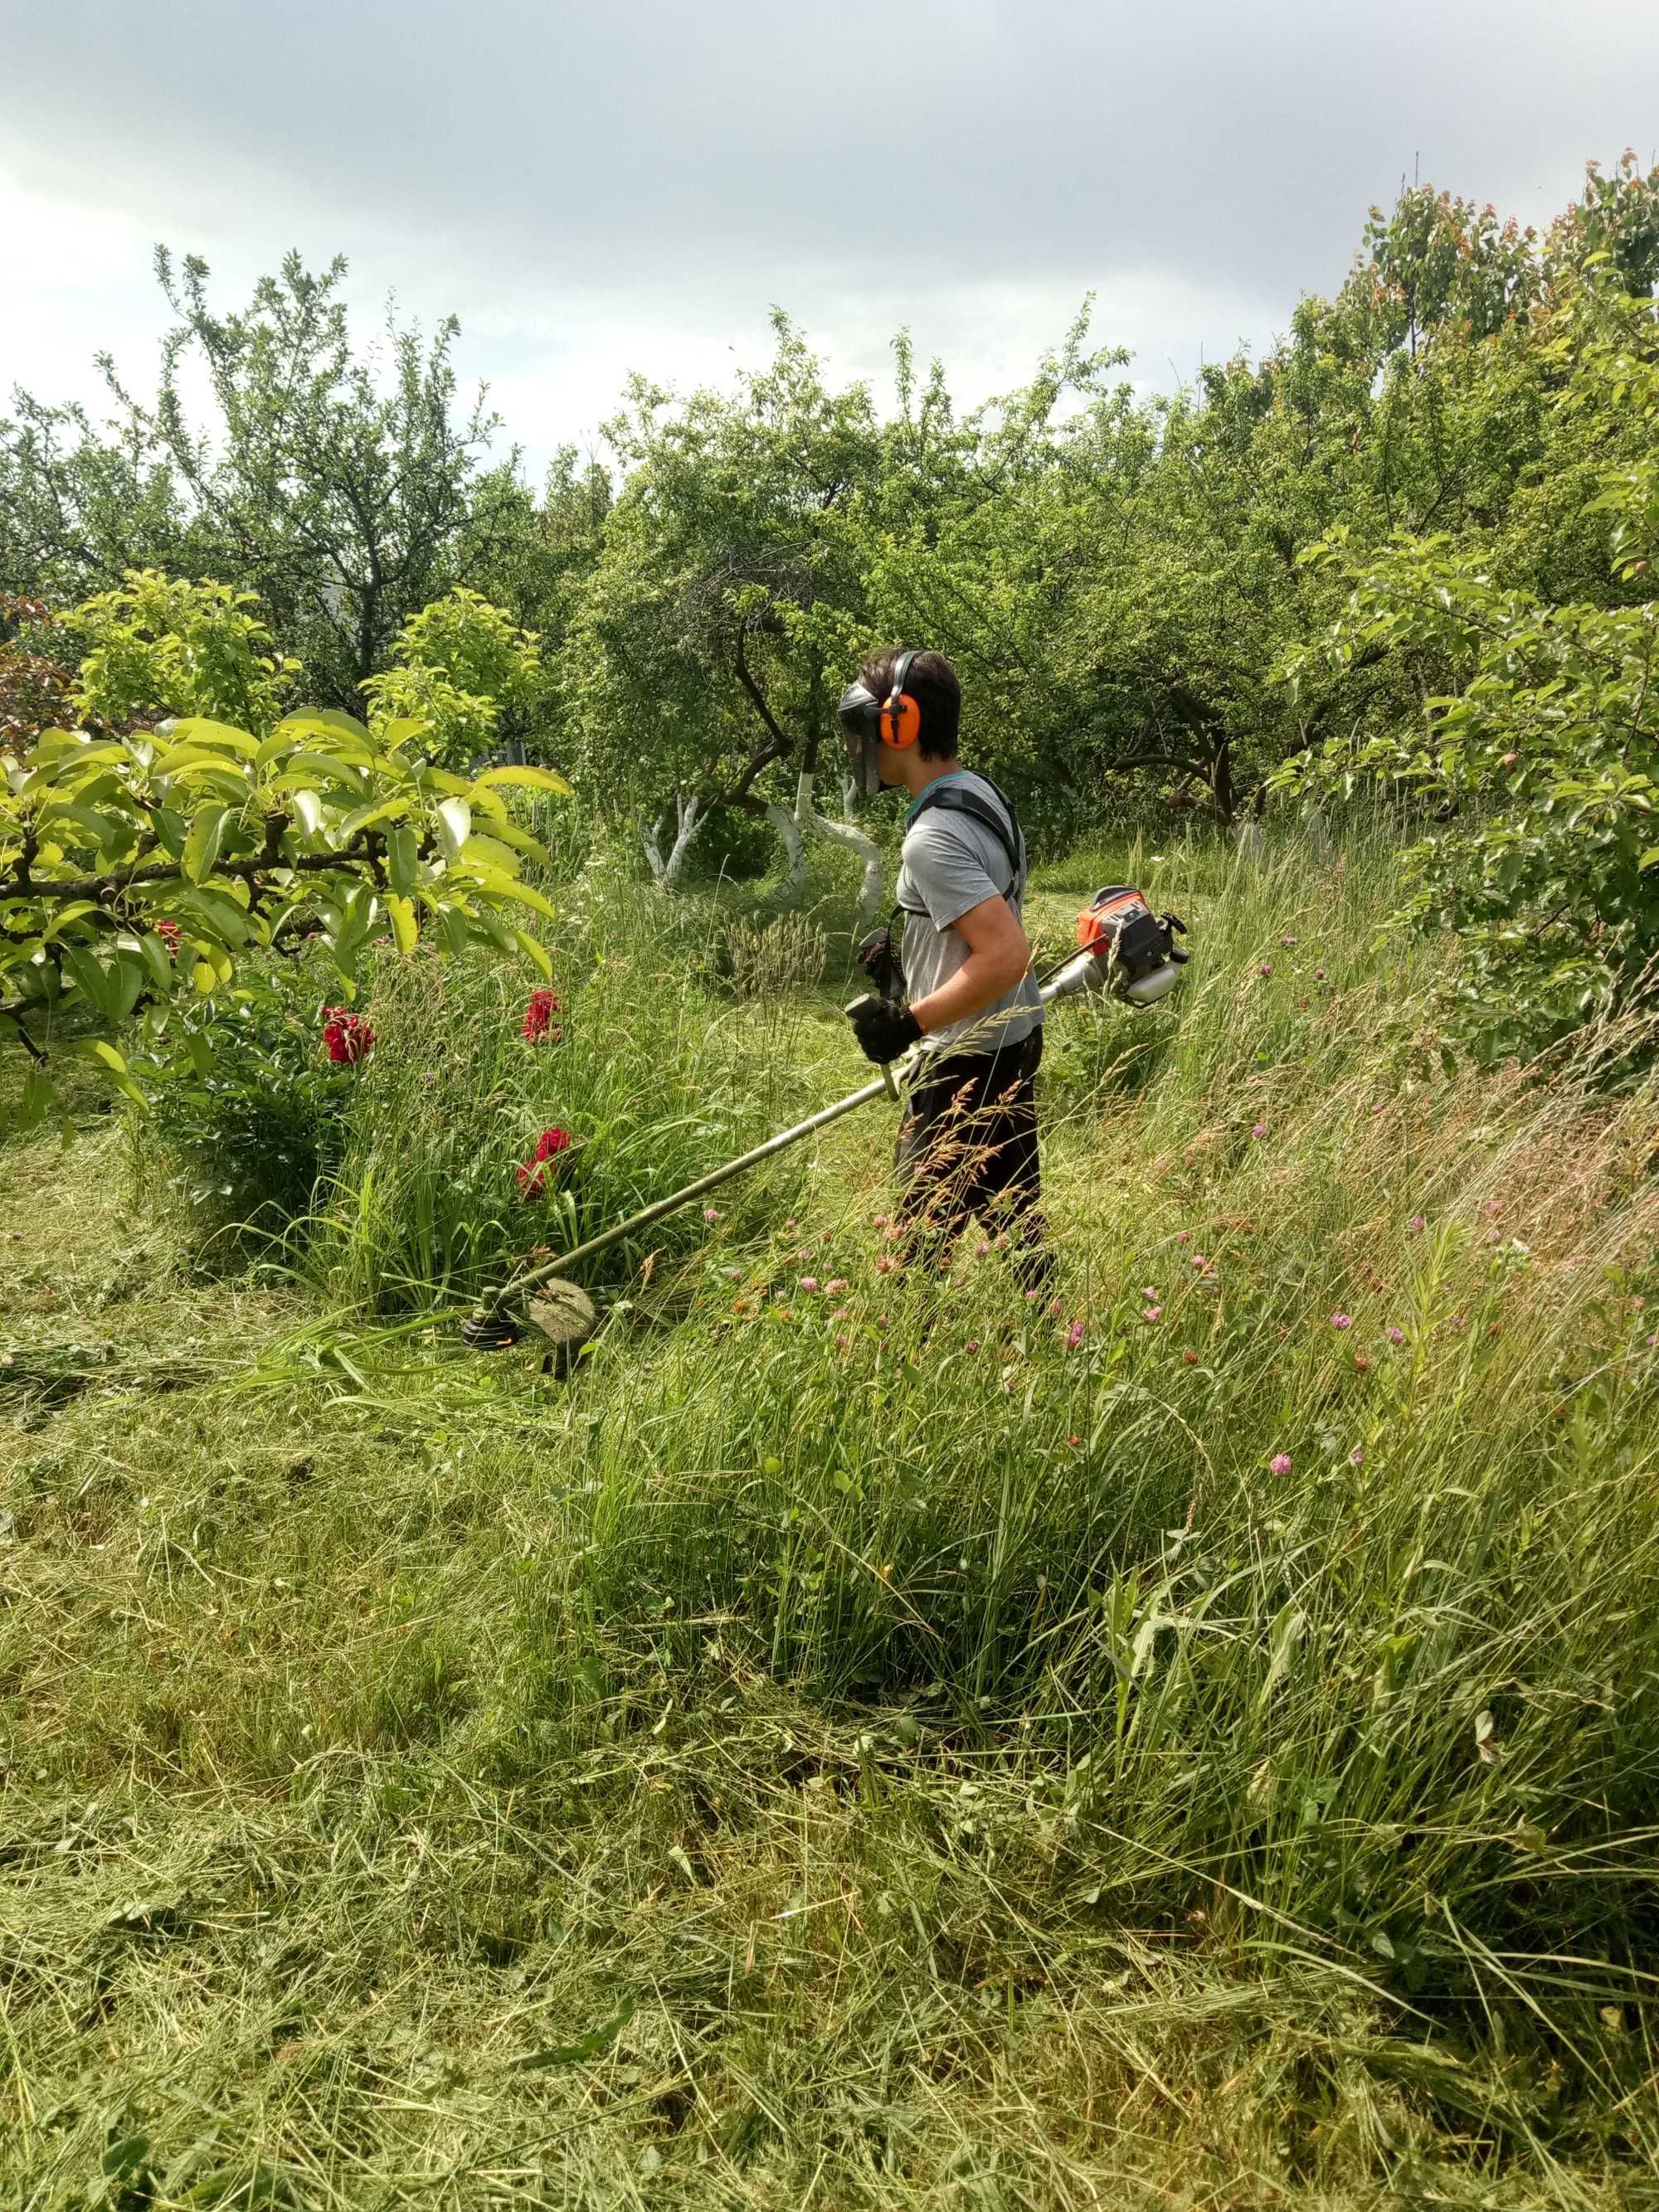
[[837, 679, 883, 799]]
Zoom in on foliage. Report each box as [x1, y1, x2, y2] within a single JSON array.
[[5, 829, 1659, 2202], [1287, 537, 1659, 1058], [2, 251, 525, 702], [71, 568, 299, 737], [127, 953, 363, 1238], [0, 702, 571, 1127], [362, 586, 547, 771], [0, 596, 76, 758]]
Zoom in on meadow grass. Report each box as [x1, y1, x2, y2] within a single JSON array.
[[2, 827, 1657, 2208]]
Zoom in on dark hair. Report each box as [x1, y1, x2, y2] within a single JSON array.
[[859, 647, 961, 760]]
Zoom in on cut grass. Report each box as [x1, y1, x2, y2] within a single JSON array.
[[2, 826, 1657, 2208]]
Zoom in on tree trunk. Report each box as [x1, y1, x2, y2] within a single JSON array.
[[643, 790, 704, 890], [766, 801, 806, 903], [786, 768, 885, 921]]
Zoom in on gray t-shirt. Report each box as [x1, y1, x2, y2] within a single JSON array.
[[895, 771, 1043, 1053]]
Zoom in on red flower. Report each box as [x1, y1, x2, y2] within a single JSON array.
[[321, 1006, 376, 1065], [520, 987, 562, 1043], [154, 919, 183, 957], [517, 1125, 573, 1198]]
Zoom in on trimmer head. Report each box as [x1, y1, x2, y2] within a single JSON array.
[[460, 1278, 600, 1365]]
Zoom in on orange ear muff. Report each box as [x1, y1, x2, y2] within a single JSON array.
[[880, 692, 922, 748]]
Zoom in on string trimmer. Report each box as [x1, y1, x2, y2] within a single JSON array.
[[460, 887, 1186, 1358]]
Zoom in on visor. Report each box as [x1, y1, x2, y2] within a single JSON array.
[[838, 679, 884, 798]]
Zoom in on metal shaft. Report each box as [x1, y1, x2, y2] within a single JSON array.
[[477, 946, 1107, 1320]]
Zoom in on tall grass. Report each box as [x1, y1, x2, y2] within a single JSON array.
[[3, 824, 1657, 2205]]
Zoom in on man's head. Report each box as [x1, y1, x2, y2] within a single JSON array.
[[838, 647, 961, 795]]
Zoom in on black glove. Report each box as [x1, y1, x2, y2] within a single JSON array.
[[845, 993, 922, 1065]]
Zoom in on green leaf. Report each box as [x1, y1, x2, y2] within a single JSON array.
[[509, 1999, 635, 2073], [183, 805, 231, 886], [1638, 848, 1659, 872], [75, 1037, 146, 1106], [474, 764, 573, 795], [166, 717, 260, 757], [387, 824, 418, 895], [436, 797, 472, 858], [515, 928, 552, 977], [386, 892, 418, 954], [291, 788, 324, 837]]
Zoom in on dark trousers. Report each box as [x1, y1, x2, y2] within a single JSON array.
[[894, 1026, 1050, 1287]]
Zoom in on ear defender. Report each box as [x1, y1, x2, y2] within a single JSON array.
[[880, 647, 922, 748]]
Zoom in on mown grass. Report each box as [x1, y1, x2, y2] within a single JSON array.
[[2, 827, 1657, 2209]]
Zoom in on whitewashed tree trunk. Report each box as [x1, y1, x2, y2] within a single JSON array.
[[781, 767, 885, 923], [642, 790, 704, 890], [766, 801, 806, 903], [808, 810, 884, 923]]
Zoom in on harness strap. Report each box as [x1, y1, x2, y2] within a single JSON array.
[[902, 777, 1027, 916]]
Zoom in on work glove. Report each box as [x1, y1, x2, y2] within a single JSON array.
[[844, 993, 922, 1065]]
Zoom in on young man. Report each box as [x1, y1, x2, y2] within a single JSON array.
[[837, 647, 1050, 1284]]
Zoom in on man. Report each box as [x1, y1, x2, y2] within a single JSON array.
[[837, 646, 1050, 1285]]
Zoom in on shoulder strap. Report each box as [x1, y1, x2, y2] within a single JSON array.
[[908, 779, 1026, 902]]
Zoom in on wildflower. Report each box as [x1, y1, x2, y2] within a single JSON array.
[[1066, 1320, 1086, 1349], [876, 1315, 888, 1330], [1068, 1433, 1082, 1446], [725, 1266, 742, 1281], [1408, 1214, 1425, 1234], [786, 1218, 797, 1231], [519, 987, 562, 1043], [154, 919, 182, 956], [1191, 1252, 1209, 1271], [1175, 1230, 1191, 1245], [1354, 1354, 1370, 1373], [822, 1228, 834, 1243], [1142, 1305, 1162, 1322], [825, 1277, 848, 1296], [873, 1213, 889, 1228], [966, 1339, 980, 1353], [835, 1332, 849, 1348], [800, 1276, 820, 1293], [321, 1006, 376, 1065], [1181, 1349, 1199, 1365], [1387, 1325, 1405, 1344], [516, 1125, 572, 1198], [1482, 1198, 1504, 1220], [1047, 1298, 1064, 1317], [1330, 1311, 1353, 1331], [1501, 749, 1519, 766], [1270, 1452, 1292, 1476], [975, 1240, 990, 1258], [1251, 1121, 1267, 1140], [1315, 967, 1326, 981], [874, 1257, 895, 1276], [1280, 933, 1297, 947], [1259, 961, 1273, 978], [1370, 1102, 1383, 1116], [1350, 1445, 1365, 1466], [732, 1298, 750, 1314], [1024, 1286, 1040, 1302], [703, 1206, 721, 1222]]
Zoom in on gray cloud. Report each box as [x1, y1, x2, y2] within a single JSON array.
[[3, 0, 1656, 473]]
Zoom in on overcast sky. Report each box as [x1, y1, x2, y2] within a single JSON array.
[[2, 0, 1656, 484]]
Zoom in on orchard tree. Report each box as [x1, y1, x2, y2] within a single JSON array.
[[2, 250, 527, 704], [567, 316, 887, 903], [71, 570, 300, 737], [362, 586, 547, 772], [0, 705, 570, 1130]]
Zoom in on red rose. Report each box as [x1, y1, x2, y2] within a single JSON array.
[[520, 987, 562, 1043], [517, 1125, 574, 1198], [321, 1006, 376, 1064]]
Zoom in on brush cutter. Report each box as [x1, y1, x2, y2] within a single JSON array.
[[460, 887, 1186, 1357]]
